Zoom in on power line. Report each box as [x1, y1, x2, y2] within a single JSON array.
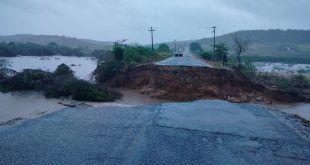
[[148, 27, 156, 51]]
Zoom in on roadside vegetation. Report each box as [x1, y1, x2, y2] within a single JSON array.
[[190, 36, 310, 95], [0, 41, 172, 101], [94, 42, 171, 83], [190, 42, 229, 65], [0, 63, 118, 102]]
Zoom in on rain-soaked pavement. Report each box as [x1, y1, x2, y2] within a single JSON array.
[[154, 48, 213, 67], [0, 100, 309, 164]]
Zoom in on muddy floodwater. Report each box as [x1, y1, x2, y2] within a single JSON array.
[[0, 57, 309, 123], [2, 55, 97, 80], [254, 62, 310, 75], [0, 92, 65, 122], [270, 103, 310, 120], [0, 56, 98, 122]]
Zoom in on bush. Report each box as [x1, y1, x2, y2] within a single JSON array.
[[0, 64, 117, 102], [94, 43, 171, 83], [113, 46, 124, 62], [240, 60, 257, 78], [297, 69, 307, 74], [199, 51, 213, 61], [290, 74, 309, 88], [94, 58, 120, 83], [70, 80, 111, 102], [255, 72, 309, 92], [44, 76, 74, 97], [54, 63, 74, 77], [0, 69, 54, 91], [45, 77, 112, 102]]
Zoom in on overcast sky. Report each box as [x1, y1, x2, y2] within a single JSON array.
[[1, 0, 309, 44]]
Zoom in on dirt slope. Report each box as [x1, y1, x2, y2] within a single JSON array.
[[107, 64, 308, 103]]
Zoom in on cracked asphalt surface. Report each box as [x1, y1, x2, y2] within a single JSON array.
[[0, 100, 310, 164]]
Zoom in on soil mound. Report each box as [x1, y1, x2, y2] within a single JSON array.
[[107, 64, 308, 103]]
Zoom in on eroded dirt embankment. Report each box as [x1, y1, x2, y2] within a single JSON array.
[[107, 64, 308, 103]]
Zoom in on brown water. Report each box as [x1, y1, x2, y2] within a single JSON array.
[[0, 56, 99, 123], [0, 89, 167, 123], [270, 103, 310, 120], [0, 92, 65, 122]]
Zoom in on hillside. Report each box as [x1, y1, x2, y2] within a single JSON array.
[[0, 34, 113, 50], [171, 30, 310, 58]]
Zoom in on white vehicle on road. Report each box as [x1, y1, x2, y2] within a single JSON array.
[[174, 50, 183, 57]]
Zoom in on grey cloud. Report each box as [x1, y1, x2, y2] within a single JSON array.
[[0, 0, 309, 43]]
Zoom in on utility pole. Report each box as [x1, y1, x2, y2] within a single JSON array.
[[148, 27, 156, 52], [174, 40, 177, 53], [212, 26, 216, 61]]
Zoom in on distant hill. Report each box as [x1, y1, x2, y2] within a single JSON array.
[[0, 34, 113, 50], [170, 30, 310, 58]]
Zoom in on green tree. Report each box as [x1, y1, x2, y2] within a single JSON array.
[[190, 42, 203, 53], [54, 63, 74, 77], [91, 49, 113, 65], [112, 45, 124, 63], [214, 43, 229, 62], [157, 43, 170, 52]]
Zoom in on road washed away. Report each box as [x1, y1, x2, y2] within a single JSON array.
[[0, 100, 309, 164]]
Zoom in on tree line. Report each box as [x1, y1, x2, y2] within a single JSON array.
[[190, 35, 248, 67], [0, 42, 84, 57]]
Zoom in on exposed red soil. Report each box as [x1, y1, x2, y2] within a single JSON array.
[[107, 64, 308, 104]]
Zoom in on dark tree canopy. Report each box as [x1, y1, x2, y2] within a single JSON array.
[[157, 43, 170, 53], [190, 42, 203, 53], [0, 42, 84, 57], [112, 45, 124, 62], [214, 43, 229, 61], [54, 63, 74, 77]]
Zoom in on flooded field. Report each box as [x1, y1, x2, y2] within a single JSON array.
[[2, 56, 97, 80], [0, 56, 98, 122], [254, 62, 310, 75], [1, 58, 309, 123]]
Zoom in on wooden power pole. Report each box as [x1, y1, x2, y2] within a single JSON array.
[[148, 27, 156, 52], [212, 26, 216, 61], [174, 40, 177, 52]]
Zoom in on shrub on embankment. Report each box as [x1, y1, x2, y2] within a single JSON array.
[[0, 64, 117, 102], [94, 43, 172, 83]]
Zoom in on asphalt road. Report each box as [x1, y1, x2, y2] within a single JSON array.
[[1, 100, 309, 164], [154, 48, 213, 67]]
